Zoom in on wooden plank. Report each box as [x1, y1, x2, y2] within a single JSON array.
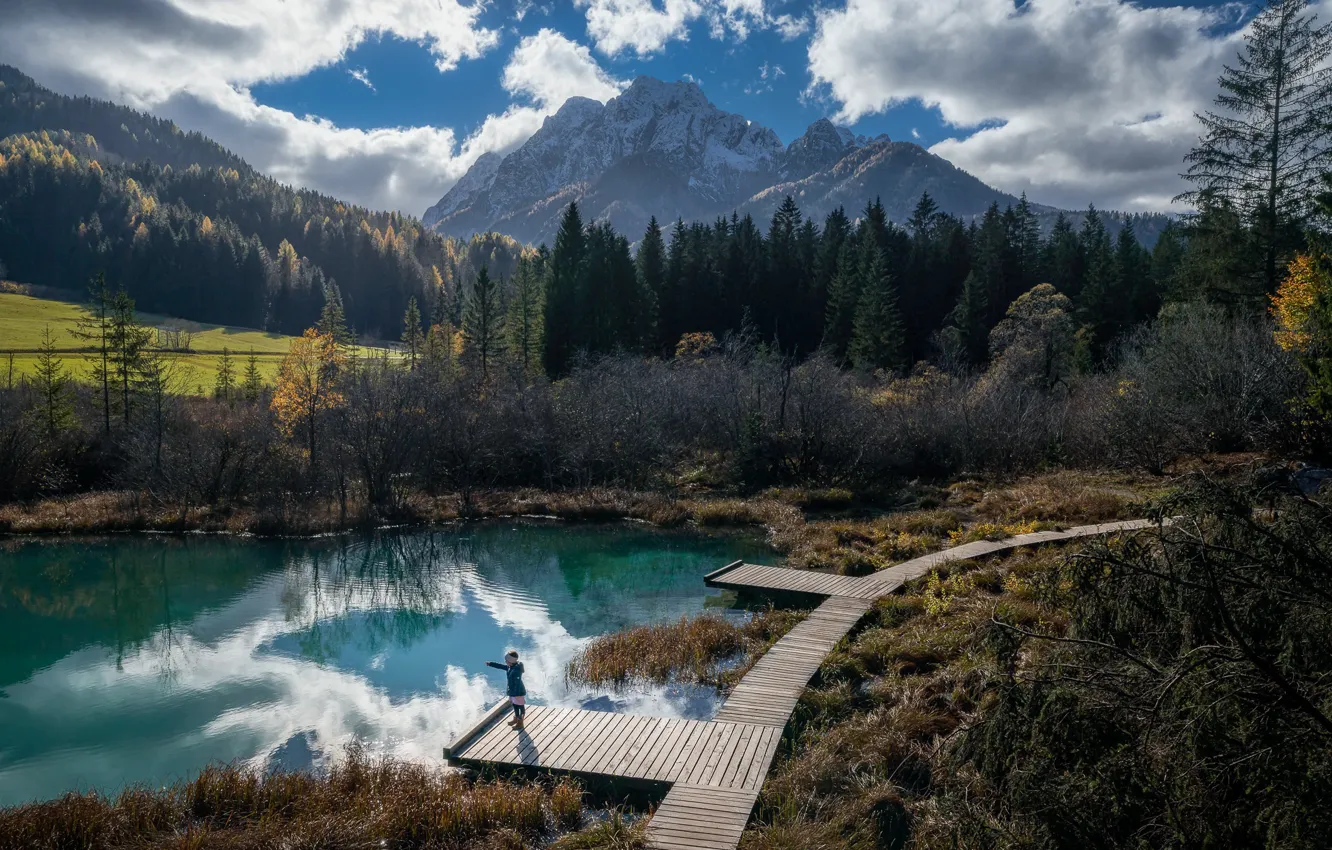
[[443, 697, 511, 759], [541, 709, 604, 771]]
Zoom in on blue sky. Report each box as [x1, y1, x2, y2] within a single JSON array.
[[0, 0, 1270, 216], [249, 8, 920, 149]]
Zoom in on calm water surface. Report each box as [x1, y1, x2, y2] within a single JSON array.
[[0, 523, 774, 806]]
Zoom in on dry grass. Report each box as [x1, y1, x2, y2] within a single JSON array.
[[550, 811, 647, 849], [567, 608, 807, 689], [0, 749, 589, 850], [971, 469, 1148, 525], [740, 544, 1089, 850]]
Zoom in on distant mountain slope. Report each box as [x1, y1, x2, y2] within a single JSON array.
[[426, 75, 1172, 246], [0, 65, 527, 338], [0, 65, 246, 174]]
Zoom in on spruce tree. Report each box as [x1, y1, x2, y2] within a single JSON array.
[[317, 284, 355, 347], [400, 296, 424, 369], [1076, 206, 1116, 341], [110, 288, 151, 427], [823, 239, 863, 364], [948, 270, 990, 367], [1042, 213, 1085, 297], [637, 217, 667, 310], [34, 325, 72, 437], [506, 256, 545, 374], [1179, 0, 1332, 294], [849, 239, 906, 371], [463, 265, 505, 379], [214, 346, 236, 402], [242, 348, 263, 401], [765, 196, 803, 343], [544, 203, 585, 376], [70, 272, 114, 434]]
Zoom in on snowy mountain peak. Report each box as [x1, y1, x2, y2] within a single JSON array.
[[427, 75, 788, 242], [422, 150, 501, 229]]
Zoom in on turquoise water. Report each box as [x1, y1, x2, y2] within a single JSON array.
[[0, 523, 773, 806]]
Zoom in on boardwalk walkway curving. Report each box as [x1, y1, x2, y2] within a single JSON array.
[[444, 518, 1159, 850]]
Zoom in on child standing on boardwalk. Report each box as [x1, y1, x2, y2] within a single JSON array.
[[485, 651, 526, 729]]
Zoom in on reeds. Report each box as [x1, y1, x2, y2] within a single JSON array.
[[0, 750, 588, 850], [567, 608, 806, 688]]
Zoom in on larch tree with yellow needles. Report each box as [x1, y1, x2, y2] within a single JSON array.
[[271, 328, 347, 471]]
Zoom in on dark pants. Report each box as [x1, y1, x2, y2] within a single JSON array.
[[510, 697, 526, 721]]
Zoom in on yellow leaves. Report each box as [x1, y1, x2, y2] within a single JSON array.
[[270, 329, 347, 442], [199, 216, 215, 238], [1272, 253, 1326, 353], [133, 222, 150, 245], [675, 332, 718, 359]]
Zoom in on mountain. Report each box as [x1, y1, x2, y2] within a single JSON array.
[[0, 65, 527, 338], [426, 77, 787, 242], [425, 76, 1164, 247]]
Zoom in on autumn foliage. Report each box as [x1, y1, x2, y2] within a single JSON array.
[[270, 329, 346, 467], [1271, 253, 1327, 353]]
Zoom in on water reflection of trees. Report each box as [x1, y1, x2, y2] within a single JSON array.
[[280, 531, 473, 662], [0, 537, 279, 688]]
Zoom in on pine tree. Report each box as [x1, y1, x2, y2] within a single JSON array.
[[70, 272, 114, 434], [765, 196, 803, 344], [317, 283, 355, 347], [1042, 213, 1084, 297], [242, 348, 263, 401], [1179, 0, 1332, 294], [823, 239, 863, 363], [1150, 221, 1187, 300], [110, 287, 151, 427], [400, 296, 424, 369], [1011, 193, 1042, 293], [463, 265, 505, 379], [1076, 206, 1116, 342], [214, 346, 236, 402], [948, 271, 990, 367], [849, 239, 906, 371], [1115, 224, 1155, 328], [544, 203, 585, 375], [33, 325, 72, 437], [636, 217, 667, 345], [506, 256, 545, 374]]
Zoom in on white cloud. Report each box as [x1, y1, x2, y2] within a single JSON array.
[[347, 67, 375, 91], [0, 1, 623, 217], [807, 0, 1254, 211], [772, 13, 810, 40], [578, 0, 786, 56], [460, 29, 628, 164]]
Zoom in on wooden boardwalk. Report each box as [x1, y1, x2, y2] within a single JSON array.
[[445, 518, 1161, 850]]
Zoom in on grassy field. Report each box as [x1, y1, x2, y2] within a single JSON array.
[[0, 290, 390, 393]]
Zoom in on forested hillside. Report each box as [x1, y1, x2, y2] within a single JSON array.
[[0, 66, 527, 339]]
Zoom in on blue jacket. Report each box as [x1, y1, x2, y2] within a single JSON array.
[[486, 660, 526, 697]]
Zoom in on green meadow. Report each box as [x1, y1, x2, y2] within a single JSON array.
[[0, 291, 390, 393]]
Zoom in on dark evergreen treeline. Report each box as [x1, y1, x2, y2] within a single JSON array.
[[535, 193, 1186, 375]]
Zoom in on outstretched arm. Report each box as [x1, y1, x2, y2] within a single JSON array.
[[485, 661, 506, 670]]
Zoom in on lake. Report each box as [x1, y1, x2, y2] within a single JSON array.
[[0, 523, 774, 807]]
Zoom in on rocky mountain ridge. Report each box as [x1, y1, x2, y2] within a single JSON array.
[[425, 76, 1166, 246]]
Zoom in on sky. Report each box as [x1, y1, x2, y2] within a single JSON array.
[[0, 0, 1293, 219]]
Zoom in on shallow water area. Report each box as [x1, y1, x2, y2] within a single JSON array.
[[0, 522, 773, 806]]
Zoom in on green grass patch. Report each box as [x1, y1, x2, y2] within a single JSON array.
[[0, 291, 392, 394]]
